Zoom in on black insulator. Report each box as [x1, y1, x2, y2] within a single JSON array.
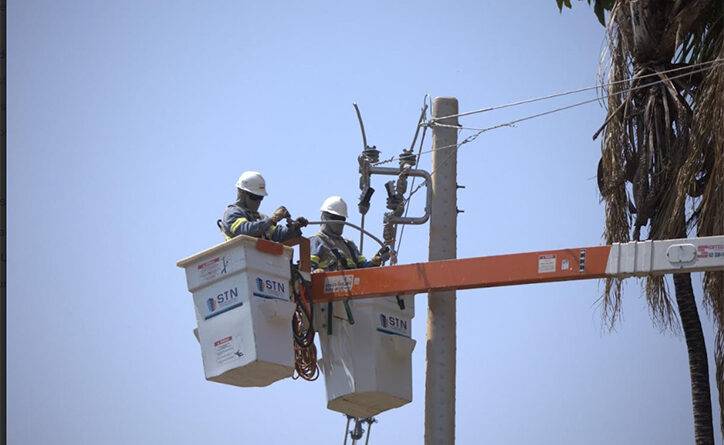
[[362, 145, 380, 164], [384, 181, 396, 198], [358, 187, 375, 215], [398, 148, 417, 167]]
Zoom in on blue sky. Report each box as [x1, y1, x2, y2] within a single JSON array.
[[8, 1, 720, 444]]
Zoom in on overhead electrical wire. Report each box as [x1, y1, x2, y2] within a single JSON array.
[[430, 60, 723, 140], [430, 57, 724, 122], [393, 59, 723, 203], [373, 59, 723, 168], [429, 96, 603, 132], [371, 59, 723, 257]]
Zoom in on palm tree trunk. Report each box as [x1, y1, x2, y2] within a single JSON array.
[[673, 271, 714, 445]]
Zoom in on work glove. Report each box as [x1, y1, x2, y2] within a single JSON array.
[[311, 268, 324, 274], [287, 221, 302, 236], [295, 216, 309, 227], [270, 206, 290, 223], [371, 246, 392, 266]]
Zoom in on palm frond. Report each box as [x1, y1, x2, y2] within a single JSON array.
[[599, 12, 631, 327], [690, 31, 724, 436], [587, 0, 723, 438]]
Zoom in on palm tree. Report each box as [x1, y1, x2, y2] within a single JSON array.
[[557, 1, 724, 444]]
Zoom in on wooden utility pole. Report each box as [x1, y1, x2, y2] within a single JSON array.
[[425, 97, 458, 445]]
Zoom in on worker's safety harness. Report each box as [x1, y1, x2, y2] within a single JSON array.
[[317, 233, 357, 330]]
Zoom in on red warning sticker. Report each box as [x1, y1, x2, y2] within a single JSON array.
[[197, 256, 228, 282], [698, 245, 724, 259], [198, 257, 220, 269], [214, 336, 240, 365]]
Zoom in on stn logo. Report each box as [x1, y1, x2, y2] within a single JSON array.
[[378, 313, 410, 337], [255, 277, 286, 295], [253, 276, 288, 300]]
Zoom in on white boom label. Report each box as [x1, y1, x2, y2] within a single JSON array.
[[324, 275, 356, 293], [538, 254, 556, 273]]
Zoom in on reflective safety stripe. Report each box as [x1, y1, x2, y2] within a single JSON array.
[[310, 255, 321, 265], [357, 255, 367, 263], [266, 224, 278, 238], [318, 259, 331, 268], [230, 217, 248, 234], [345, 258, 356, 267]]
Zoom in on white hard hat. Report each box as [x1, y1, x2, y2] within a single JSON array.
[[235, 171, 268, 196], [320, 196, 348, 218]]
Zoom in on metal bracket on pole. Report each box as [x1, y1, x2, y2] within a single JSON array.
[[369, 166, 432, 224], [353, 108, 433, 262]]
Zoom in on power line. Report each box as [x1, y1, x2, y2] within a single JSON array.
[[430, 96, 601, 132], [375, 59, 722, 169], [431, 57, 724, 122], [398, 59, 723, 202], [427, 59, 721, 134]]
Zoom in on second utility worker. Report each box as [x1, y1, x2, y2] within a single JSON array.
[[219, 171, 308, 242], [310, 196, 390, 272]]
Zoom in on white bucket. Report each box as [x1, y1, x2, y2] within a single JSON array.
[[316, 295, 416, 417], [178, 235, 296, 387]]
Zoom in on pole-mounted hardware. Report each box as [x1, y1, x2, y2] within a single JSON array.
[[354, 103, 380, 252], [353, 103, 432, 262]]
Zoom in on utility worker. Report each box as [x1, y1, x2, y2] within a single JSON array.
[[310, 196, 390, 272], [219, 171, 308, 242]]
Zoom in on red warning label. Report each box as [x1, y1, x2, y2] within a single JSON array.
[[197, 256, 225, 282], [698, 245, 724, 259], [198, 257, 220, 269]]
